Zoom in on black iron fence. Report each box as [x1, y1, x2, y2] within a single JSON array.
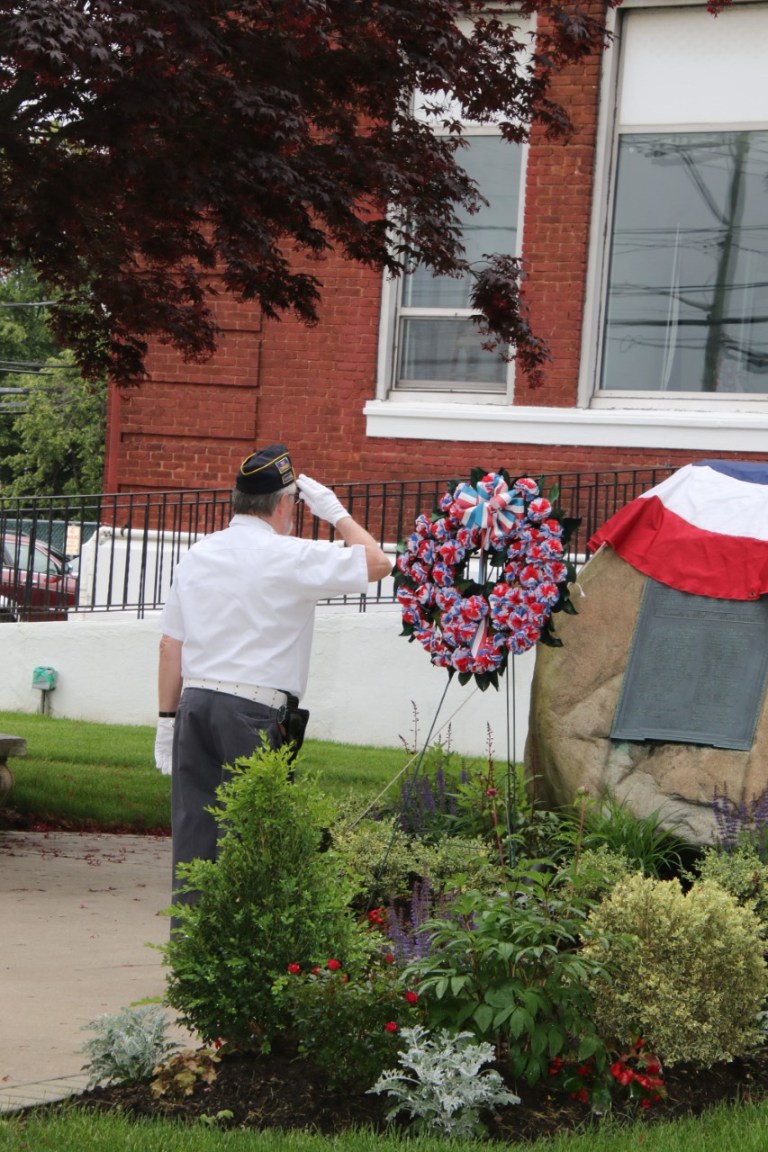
[[0, 466, 675, 621]]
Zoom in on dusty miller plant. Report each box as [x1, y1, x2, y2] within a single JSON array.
[[81, 1005, 178, 1088], [369, 1024, 520, 1138]]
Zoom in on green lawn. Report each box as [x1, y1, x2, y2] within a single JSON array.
[[0, 710, 453, 832], [4, 1099, 768, 1152]]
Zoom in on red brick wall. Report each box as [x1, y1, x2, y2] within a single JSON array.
[[104, 282, 265, 491], [101, 5, 766, 495], [517, 5, 604, 406]]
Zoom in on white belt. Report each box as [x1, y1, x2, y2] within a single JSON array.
[[184, 679, 288, 711]]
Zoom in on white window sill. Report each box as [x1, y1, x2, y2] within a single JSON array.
[[364, 399, 768, 452]]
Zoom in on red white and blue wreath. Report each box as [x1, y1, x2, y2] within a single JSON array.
[[394, 469, 579, 690]]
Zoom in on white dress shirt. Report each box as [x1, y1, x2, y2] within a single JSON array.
[[160, 515, 369, 698]]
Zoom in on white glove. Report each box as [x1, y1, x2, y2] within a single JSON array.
[[297, 473, 350, 526], [154, 717, 175, 776]]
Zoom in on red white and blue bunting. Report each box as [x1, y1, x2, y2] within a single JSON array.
[[394, 470, 578, 690], [587, 460, 768, 602]]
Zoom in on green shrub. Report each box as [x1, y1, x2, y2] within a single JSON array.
[[560, 792, 689, 879], [406, 862, 609, 1086], [570, 846, 638, 902], [421, 835, 504, 895], [691, 843, 768, 928], [332, 816, 503, 906], [274, 949, 423, 1091], [584, 874, 768, 1066], [163, 743, 366, 1049], [332, 815, 417, 903], [450, 760, 533, 846]]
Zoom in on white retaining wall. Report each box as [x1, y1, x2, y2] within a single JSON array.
[[0, 608, 534, 758]]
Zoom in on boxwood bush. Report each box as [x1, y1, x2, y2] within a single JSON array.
[[584, 874, 768, 1066]]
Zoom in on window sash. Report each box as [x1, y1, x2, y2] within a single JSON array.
[[600, 129, 768, 395], [393, 133, 523, 393]]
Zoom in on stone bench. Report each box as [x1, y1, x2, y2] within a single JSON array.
[[0, 733, 26, 805]]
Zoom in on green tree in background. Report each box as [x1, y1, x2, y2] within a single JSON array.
[[0, 266, 106, 495], [0, 263, 57, 366], [0, 0, 617, 385]]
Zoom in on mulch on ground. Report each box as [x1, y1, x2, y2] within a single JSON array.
[[65, 1042, 768, 1141]]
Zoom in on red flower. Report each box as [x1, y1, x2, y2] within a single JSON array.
[[404, 990, 419, 1005], [384, 953, 395, 964], [311, 966, 322, 975], [384, 1021, 398, 1034], [326, 959, 341, 971], [610, 1061, 634, 1087], [287, 963, 301, 975]]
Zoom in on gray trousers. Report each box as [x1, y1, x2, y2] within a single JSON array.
[[171, 687, 284, 905]]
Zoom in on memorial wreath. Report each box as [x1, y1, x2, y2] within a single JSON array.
[[394, 469, 579, 690]]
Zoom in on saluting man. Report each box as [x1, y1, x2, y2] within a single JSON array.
[[154, 444, 391, 901]]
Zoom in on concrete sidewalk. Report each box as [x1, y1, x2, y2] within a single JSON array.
[[0, 829, 193, 1112]]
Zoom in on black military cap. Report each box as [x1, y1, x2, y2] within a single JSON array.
[[236, 444, 295, 494]]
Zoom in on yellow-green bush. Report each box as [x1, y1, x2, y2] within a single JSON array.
[[692, 844, 768, 930], [570, 846, 637, 902], [419, 835, 503, 894], [332, 816, 502, 904], [332, 815, 415, 901], [583, 874, 768, 1066]]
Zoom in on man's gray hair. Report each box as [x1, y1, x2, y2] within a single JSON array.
[[232, 484, 296, 517]]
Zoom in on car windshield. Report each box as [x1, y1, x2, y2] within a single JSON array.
[[2, 538, 64, 576]]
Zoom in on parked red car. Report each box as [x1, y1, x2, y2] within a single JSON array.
[[0, 533, 78, 621]]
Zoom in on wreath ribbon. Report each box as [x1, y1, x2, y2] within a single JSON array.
[[452, 476, 524, 542], [470, 615, 489, 657]]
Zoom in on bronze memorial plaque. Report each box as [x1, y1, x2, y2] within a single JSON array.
[[611, 578, 768, 750]]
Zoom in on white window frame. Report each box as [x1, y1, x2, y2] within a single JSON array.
[[581, 0, 768, 414], [378, 124, 527, 405], [375, 11, 532, 407]]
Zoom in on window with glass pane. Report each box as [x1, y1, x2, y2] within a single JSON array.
[[600, 131, 768, 394], [396, 134, 523, 391]]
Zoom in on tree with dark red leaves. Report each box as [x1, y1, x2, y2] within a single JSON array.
[[0, 1, 618, 384]]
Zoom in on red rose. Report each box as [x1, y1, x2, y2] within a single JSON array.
[[404, 990, 419, 1005], [384, 954, 395, 964], [384, 1021, 398, 1034], [287, 963, 301, 975], [326, 959, 341, 971]]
